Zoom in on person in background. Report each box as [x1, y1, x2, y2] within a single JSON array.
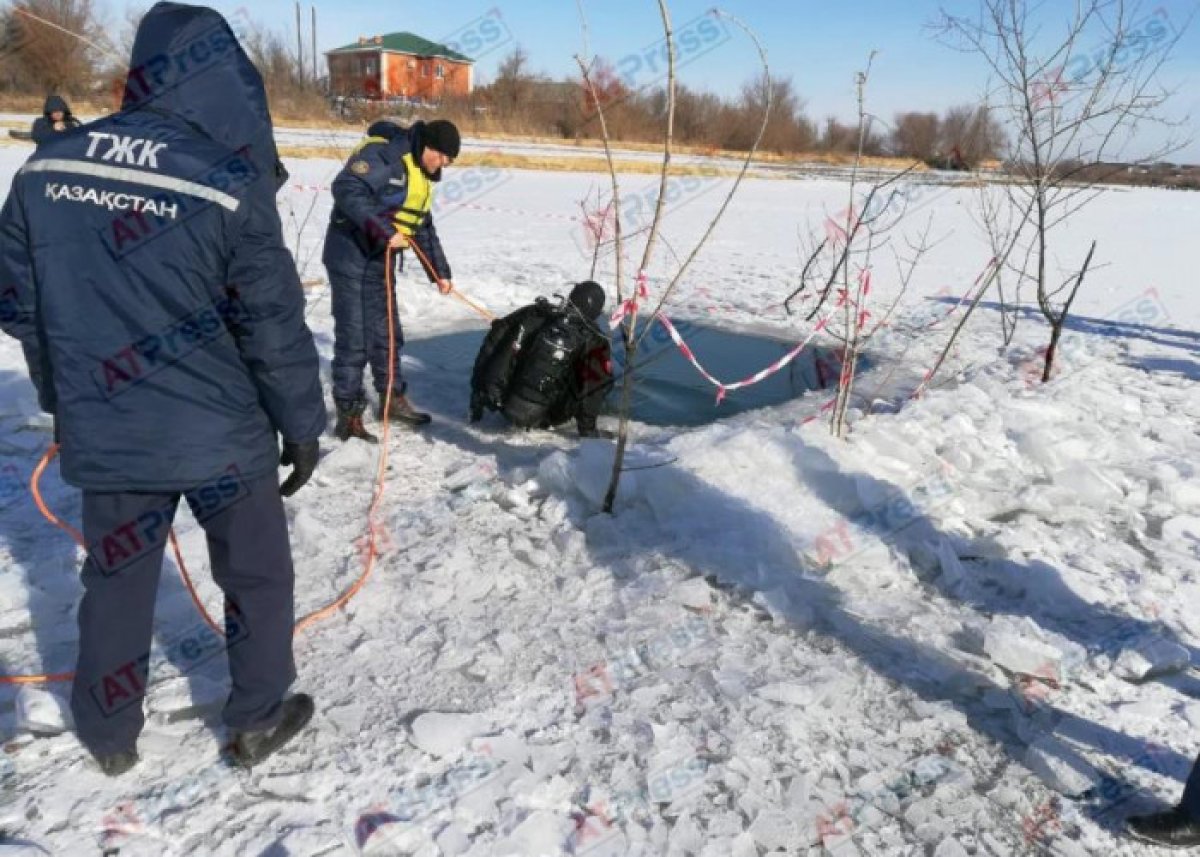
[[322, 118, 460, 442], [30, 94, 80, 144]]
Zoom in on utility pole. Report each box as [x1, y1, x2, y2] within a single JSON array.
[[295, 1, 303, 82], [311, 6, 318, 86]]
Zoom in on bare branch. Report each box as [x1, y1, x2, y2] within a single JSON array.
[[633, 9, 772, 349]]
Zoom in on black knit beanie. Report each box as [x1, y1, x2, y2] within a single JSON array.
[[423, 119, 461, 159]]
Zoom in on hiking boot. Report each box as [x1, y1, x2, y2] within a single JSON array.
[[93, 747, 139, 777], [228, 694, 315, 769], [334, 403, 378, 443], [378, 394, 431, 427], [1128, 806, 1200, 849]]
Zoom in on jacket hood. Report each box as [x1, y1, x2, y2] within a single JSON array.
[[122, 2, 284, 190], [43, 95, 71, 117]]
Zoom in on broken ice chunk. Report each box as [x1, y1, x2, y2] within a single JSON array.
[[408, 712, 489, 758], [982, 616, 1086, 684], [493, 810, 574, 856], [15, 687, 71, 735], [1113, 636, 1191, 682], [444, 460, 498, 492], [755, 682, 818, 708], [671, 577, 716, 611], [934, 838, 969, 857], [748, 810, 802, 852]]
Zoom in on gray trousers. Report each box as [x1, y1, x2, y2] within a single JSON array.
[[69, 470, 296, 754]]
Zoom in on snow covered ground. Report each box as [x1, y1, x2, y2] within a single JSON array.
[[0, 133, 1199, 856]]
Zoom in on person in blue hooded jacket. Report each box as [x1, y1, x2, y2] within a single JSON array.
[[322, 118, 459, 442], [30, 94, 81, 144], [0, 2, 324, 775]]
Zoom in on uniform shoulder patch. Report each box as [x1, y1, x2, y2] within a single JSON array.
[[350, 159, 370, 176]]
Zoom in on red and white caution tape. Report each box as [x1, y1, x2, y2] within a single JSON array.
[[446, 201, 580, 222], [282, 184, 582, 224], [609, 270, 650, 330], [655, 307, 837, 405]]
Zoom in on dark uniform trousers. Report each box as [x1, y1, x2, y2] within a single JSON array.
[[329, 252, 407, 409], [1184, 762, 1200, 819], [70, 472, 295, 754]]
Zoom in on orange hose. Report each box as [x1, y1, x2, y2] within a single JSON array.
[[4, 245, 425, 682], [30, 443, 81, 545], [293, 245, 399, 632]]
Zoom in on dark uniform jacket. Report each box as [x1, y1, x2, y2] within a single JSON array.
[[31, 95, 81, 145], [0, 1, 325, 491], [322, 121, 451, 283]]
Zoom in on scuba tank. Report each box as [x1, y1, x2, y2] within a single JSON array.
[[503, 309, 591, 428], [473, 299, 554, 410]]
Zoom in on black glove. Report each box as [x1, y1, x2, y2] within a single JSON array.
[[279, 440, 319, 497]]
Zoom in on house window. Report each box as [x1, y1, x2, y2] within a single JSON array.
[[435, 64, 445, 79], [364, 57, 378, 77], [422, 65, 429, 78], [408, 58, 416, 69]]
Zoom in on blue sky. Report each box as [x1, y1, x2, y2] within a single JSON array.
[[204, 0, 1200, 162]]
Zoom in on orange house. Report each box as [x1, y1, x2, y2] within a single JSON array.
[[326, 33, 474, 102]]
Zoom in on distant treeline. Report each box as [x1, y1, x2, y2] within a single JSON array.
[[2, 2, 1191, 183], [0, 2, 1004, 166], [418, 47, 1007, 167]]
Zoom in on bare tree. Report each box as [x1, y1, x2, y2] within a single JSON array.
[[974, 182, 1026, 344], [891, 111, 941, 162], [574, 2, 770, 513], [733, 73, 815, 153], [669, 83, 725, 145], [830, 56, 883, 436], [491, 46, 537, 112], [0, 0, 106, 95], [935, 0, 1189, 381], [938, 103, 1005, 168], [821, 115, 859, 153], [242, 19, 325, 117]]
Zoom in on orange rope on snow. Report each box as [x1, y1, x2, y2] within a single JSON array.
[[293, 245, 401, 632], [2, 243, 473, 683]]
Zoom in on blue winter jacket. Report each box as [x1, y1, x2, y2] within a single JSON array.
[[322, 121, 452, 282], [0, 2, 325, 491]]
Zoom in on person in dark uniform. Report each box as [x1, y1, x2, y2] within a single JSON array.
[[469, 281, 611, 437], [322, 118, 460, 442], [30, 94, 81, 144], [0, 2, 325, 775]]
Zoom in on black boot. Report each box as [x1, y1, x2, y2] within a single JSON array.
[[334, 403, 378, 443], [378, 394, 432, 427], [1128, 806, 1200, 848], [92, 747, 139, 777], [228, 694, 315, 768]]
